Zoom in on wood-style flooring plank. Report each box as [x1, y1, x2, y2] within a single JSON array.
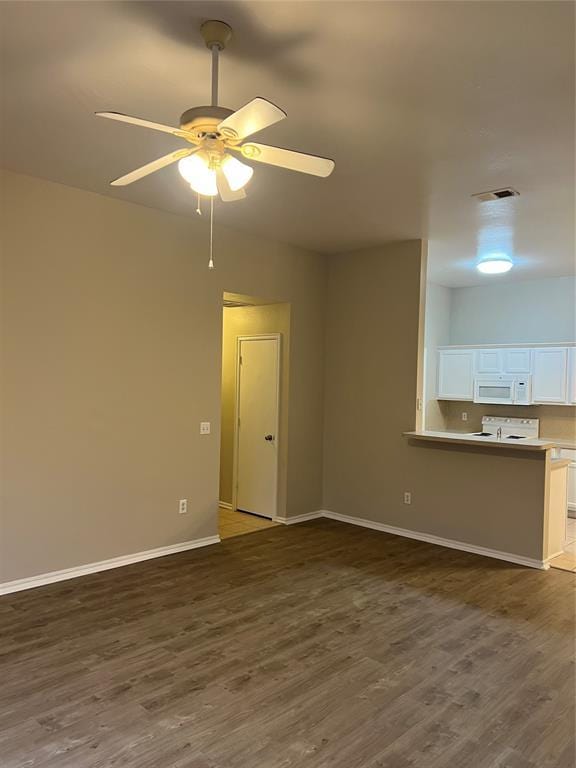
[[1, 519, 574, 767]]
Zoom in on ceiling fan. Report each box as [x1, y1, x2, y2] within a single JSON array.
[[96, 20, 335, 203]]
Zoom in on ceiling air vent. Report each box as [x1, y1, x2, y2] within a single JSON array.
[[472, 187, 520, 202]]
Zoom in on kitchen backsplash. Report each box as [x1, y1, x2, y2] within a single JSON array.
[[438, 402, 576, 442]]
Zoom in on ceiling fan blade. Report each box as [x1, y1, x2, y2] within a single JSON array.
[[238, 143, 335, 177], [110, 148, 196, 186], [216, 168, 247, 202], [96, 111, 195, 140], [217, 98, 286, 141]]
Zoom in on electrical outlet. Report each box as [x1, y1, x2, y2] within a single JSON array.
[[179, 499, 188, 514], [461, 412, 468, 422], [200, 422, 211, 435], [403, 491, 412, 505]]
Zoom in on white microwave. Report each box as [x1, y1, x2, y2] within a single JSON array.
[[473, 374, 532, 405]]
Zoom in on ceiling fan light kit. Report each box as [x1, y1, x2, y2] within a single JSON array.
[[96, 20, 335, 265]]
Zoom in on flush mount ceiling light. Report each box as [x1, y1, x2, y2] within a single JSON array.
[[95, 20, 335, 202], [476, 254, 514, 274]]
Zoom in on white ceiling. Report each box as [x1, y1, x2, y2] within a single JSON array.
[[1, 1, 574, 287]]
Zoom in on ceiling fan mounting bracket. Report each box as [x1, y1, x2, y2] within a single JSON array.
[[200, 20, 233, 51]]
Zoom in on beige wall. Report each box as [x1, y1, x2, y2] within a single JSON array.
[[220, 303, 290, 510], [323, 241, 425, 518], [1, 170, 327, 583], [2, 169, 564, 583], [323, 240, 550, 561]]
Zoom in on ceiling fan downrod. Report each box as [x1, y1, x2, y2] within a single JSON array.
[[200, 20, 233, 108], [199, 20, 232, 269], [211, 45, 219, 106]]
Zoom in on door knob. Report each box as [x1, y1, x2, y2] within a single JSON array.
[[264, 434, 274, 441]]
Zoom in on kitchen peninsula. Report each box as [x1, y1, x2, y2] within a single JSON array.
[[403, 429, 569, 570]]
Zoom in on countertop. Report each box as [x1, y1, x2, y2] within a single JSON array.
[[551, 457, 571, 469], [404, 430, 555, 451], [541, 436, 576, 451]]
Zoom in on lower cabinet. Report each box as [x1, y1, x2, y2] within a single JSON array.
[[569, 465, 576, 513], [564, 450, 576, 513]]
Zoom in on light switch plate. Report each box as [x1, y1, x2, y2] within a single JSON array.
[[200, 422, 211, 435]]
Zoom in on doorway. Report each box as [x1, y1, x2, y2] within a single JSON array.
[[219, 294, 290, 539]]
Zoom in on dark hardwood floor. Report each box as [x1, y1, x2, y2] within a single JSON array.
[[1, 519, 574, 768]]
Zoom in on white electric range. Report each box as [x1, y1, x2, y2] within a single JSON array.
[[471, 416, 540, 442]]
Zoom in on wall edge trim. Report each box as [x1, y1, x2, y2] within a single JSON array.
[[0, 536, 222, 595], [273, 512, 324, 525]]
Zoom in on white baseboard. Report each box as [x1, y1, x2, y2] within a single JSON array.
[[0, 536, 221, 596], [3, 502, 553, 596], [218, 501, 233, 510], [273, 511, 323, 525], [544, 550, 566, 568], [321, 510, 547, 570]]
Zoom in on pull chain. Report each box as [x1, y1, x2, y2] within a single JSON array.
[[196, 192, 202, 216], [208, 197, 215, 269]]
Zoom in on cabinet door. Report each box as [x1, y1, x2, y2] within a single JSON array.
[[504, 348, 531, 374], [568, 464, 576, 512], [568, 348, 576, 405], [532, 348, 568, 403], [475, 349, 503, 374], [437, 350, 474, 400]]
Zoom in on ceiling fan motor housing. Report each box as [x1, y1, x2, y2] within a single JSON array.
[[179, 105, 234, 138]]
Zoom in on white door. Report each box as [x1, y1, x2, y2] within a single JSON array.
[[532, 347, 568, 403], [437, 350, 474, 400], [235, 336, 280, 519]]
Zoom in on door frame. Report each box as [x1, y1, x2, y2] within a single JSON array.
[[232, 334, 282, 519]]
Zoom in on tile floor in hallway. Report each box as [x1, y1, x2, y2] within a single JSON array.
[[550, 516, 576, 572], [218, 506, 280, 539]]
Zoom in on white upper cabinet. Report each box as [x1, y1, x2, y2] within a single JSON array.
[[569, 347, 576, 405], [437, 350, 474, 400], [437, 345, 575, 405], [532, 348, 568, 403], [475, 349, 503, 374], [503, 348, 532, 374]]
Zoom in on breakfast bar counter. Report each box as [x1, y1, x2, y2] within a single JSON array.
[[404, 429, 555, 451], [402, 428, 569, 568]]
